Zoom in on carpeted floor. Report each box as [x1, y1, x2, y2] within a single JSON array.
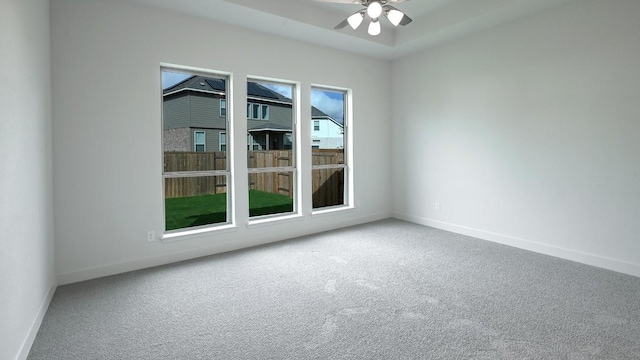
[[28, 219, 640, 359]]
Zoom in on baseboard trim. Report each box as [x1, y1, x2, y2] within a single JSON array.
[[394, 212, 640, 278], [57, 211, 390, 285], [16, 280, 57, 360]]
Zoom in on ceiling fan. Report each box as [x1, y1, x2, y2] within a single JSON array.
[[314, 0, 413, 36]]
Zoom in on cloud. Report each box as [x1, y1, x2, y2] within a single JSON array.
[[312, 90, 344, 123], [260, 83, 292, 99], [162, 71, 191, 89]]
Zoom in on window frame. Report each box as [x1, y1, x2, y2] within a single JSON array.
[[194, 130, 206, 152], [161, 65, 233, 236], [246, 102, 270, 120], [310, 86, 352, 212], [220, 99, 226, 117], [219, 132, 226, 151], [247, 78, 299, 222]]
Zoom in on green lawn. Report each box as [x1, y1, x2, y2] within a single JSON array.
[[165, 190, 293, 231]]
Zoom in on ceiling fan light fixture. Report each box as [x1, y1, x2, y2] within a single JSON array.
[[366, 1, 383, 19], [347, 12, 364, 30], [386, 9, 404, 26], [368, 19, 381, 36]]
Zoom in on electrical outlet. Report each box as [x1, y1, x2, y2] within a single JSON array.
[[435, 202, 441, 212], [147, 231, 155, 242]]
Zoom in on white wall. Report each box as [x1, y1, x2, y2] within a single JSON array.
[[392, 0, 640, 277], [0, 0, 56, 359], [51, 0, 392, 283]]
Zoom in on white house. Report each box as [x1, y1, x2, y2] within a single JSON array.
[[311, 107, 344, 149]]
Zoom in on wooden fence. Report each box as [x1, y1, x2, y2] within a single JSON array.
[[311, 149, 345, 208], [164, 150, 345, 207], [164, 152, 227, 198]]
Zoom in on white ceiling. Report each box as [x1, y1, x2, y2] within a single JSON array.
[[131, 0, 574, 60]]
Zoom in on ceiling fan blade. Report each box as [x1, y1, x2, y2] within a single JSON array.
[[334, 18, 350, 29], [398, 13, 412, 26]]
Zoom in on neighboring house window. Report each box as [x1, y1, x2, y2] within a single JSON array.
[[247, 79, 297, 219], [194, 131, 205, 152], [220, 132, 226, 151], [220, 99, 226, 117], [161, 67, 230, 232], [247, 134, 262, 150], [311, 87, 349, 210], [247, 102, 269, 120]]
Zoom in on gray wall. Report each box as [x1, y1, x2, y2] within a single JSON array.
[[162, 96, 190, 129], [163, 93, 226, 130], [192, 128, 224, 152], [0, 0, 56, 359], [392, 0, 640, 277], [189, 94, 226, 129], [51, 0, 391, 284]]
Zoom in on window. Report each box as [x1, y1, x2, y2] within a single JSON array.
[[194, 131, 205, 152], [246, 102, 269, 120], [162, 68, 230, 232], [220, 132, 226, 151], [247, 80, 296, 218], [247, 134, 262, 150], [220, 99, 226, 117], [311, 87, 349, 210]]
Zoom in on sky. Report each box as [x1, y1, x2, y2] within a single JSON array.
[[162, 70, 344, 123]]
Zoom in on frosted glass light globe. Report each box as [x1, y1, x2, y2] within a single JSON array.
[[347, 12, 364, 30], [368, 19, 381, 36], [387, 9, 404, 26], [367, 1, 383, 19]]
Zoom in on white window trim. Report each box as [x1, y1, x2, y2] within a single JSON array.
[[220, 99, 226, 117], [160, 64, 234, 236], [247, 77, 299, 220], [310, 86, 352, 212]]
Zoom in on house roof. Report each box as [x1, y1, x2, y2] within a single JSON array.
[[247, 82, 290, 103], [163, 75, 225, 95], [312, 106, 329, 118], [163, 75, 291, 103], [312, 107, 343, 128], [248, 122, 291, 132]]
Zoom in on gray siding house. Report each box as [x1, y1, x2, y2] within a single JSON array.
[[163, 76, 296, 152]]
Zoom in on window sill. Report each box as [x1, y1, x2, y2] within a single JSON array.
[[247, 213, 304, 229], [161, 223, 238, 243], [311, 205, 355, 217]]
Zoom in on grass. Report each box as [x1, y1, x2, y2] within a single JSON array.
[[165, 190, 293, 231]]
